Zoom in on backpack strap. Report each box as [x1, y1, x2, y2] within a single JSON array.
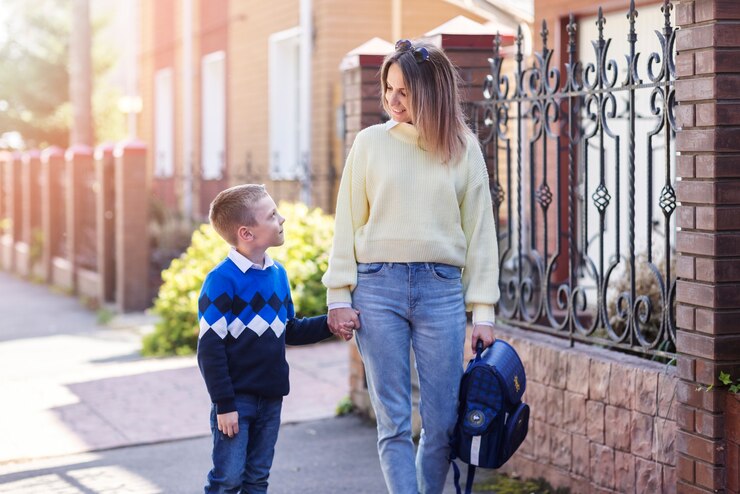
[[465, 464, 476, 494], [451, 460, 462, 494]]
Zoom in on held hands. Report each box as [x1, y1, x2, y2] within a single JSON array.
[[328, 307, 361, 341], [217, 411, 239, 438], [471, 324, 495, 353]]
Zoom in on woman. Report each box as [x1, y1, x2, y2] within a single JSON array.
[[323, 39, 500, 494]]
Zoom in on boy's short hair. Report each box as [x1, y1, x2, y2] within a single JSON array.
[[209, 184, 269, 245]]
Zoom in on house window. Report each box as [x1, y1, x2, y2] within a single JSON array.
[[201, 51, 226, 180], [154, 67, 174, 178], [268, 27, 301, 180]]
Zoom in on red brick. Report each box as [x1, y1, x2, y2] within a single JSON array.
[[527, 381, 547, 422], [676, 430, 726, 464], [695, 308, 740, 335], [677, 480, 712, 493], [676, 128, 740, 153], [676, 380, 706, 409], [695, 154, 740, 179], [676, 24, 740, 51], [677, 154, 696, 178], [676, 52, 695, 78], [695, 258, 740, 282], [678, 206, 696, 230], [695, 49, 740, 75], [696, 102, 740, 126], [695, 0, 740, 22], [678, 454, 696, 483], [676, 104, 696, 128], [677, 306, 696, 331], [695, 461, 725, 491], [677, 403, 696, 431], [677, 355, 696, 381], [676, 180, 740, 205], [696, 206, 740, 230], [694, 408, 724, 439], [676, 279, 740, 308], [605, 405, 631, 452], [677, 331, 740, 360], [728, 441, 739, 492], [677, 255, 696, 279], [676, 0, 695, 26]]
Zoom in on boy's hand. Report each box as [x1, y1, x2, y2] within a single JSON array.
[[328, 307, 360, 341], [471, 324, 495, 353], [217, 411, 239, 438]]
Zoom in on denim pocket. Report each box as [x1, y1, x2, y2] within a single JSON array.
[[357, 262, 385, 275], [431, 263, 462, 282]]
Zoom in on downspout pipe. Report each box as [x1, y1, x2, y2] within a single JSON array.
[[299, 0, 312, 205]]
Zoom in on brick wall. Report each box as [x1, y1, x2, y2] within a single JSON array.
[[674, 1, 740, 493], [496, 326, 677, 493]]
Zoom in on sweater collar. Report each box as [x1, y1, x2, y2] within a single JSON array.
[[384, 119, 419, 145], [228, 247, 274, 273]]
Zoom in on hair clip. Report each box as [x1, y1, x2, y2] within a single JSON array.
[[395, 39, 429, 64]]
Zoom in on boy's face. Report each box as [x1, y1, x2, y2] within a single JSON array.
[[246, 195, 285, 249]]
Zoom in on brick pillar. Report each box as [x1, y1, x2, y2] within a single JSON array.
[[114, 141, 150, 312], [20, 151, 43, 278], [64, 145, 94, 293], [674, 1, 740, 492], [95, 144, 116, 304], [41, 147, 65, 283], [0, 152, 18, 271], [340, 39, 393, 419], [12, 153, 28, 276]]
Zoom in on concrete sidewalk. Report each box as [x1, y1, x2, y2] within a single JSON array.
[[0, 272, 474, 493], [0, 271, 349, 462]]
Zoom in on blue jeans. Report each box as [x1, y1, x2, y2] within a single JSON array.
[[353, 262, 467, 494], [204, 394, 283, 494]]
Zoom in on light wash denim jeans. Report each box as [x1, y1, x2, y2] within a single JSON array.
[[353, 262, 467, 494], [204, 394, 283, 494]]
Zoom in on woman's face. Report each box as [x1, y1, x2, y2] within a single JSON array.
[[385, 63, 411, 124]]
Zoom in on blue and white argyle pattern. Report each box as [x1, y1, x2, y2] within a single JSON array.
[[197, 259, 295, 342]]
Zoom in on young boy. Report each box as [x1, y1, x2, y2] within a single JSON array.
[[197, 184, 350, 493]]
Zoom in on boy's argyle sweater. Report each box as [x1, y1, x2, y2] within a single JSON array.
[[197, 253, 331, 414]]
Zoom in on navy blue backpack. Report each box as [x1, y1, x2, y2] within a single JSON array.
[[450, 339, 530, 494]]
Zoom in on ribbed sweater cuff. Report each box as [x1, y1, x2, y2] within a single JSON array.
[[472, 304, 496, 325], [327, 287, 353, 306]]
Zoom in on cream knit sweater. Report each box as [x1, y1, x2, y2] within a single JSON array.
[[322, 121, 500, 323]]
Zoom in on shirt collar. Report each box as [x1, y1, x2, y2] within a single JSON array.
[[228, 247, 274, 273], [384, 119, 400, 130]]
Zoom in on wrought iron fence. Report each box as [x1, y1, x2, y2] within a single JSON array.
[[469, 0, 677, 358]]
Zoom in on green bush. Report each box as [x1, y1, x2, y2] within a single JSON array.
[[142, 202, 334, 356]]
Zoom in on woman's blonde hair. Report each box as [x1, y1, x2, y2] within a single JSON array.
[[380, 40, 473, 163]]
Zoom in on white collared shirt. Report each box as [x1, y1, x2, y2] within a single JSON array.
[[228, 247, 274, 273]]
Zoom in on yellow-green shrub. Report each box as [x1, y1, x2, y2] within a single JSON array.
[[142, 202, 334, 356]]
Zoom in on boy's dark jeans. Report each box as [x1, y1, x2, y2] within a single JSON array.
[[205, 394, 283, 494]]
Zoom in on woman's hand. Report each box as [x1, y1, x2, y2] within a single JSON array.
[[470, 324, 495, 353], [329, 307, 361, 341]]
